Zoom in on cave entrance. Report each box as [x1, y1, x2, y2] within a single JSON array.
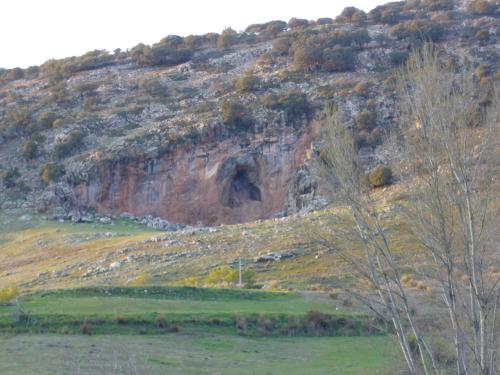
[[221, 168, 261, 208]]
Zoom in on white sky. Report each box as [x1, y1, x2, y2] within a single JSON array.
[[1, 0, 386, 69]]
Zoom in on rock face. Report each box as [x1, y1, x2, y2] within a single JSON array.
[[74, 122, 318, 226]]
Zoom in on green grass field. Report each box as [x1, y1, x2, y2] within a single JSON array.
[[0, 287, 378, 336], [0, 334, 399, 375], [0, 287, 400, 374]]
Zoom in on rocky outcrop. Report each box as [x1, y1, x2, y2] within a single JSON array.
[[74, 122, 319, 226]]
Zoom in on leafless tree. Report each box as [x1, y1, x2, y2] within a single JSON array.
[[318, 45, 499, 375]]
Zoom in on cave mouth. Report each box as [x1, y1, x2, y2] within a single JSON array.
[[221, 168, 262, 208]]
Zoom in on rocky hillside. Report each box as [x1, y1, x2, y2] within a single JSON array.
[[0, 0, 498, 226]]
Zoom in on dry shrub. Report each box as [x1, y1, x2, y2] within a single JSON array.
[[234, 314, 247, 332], [81, 319, 92, 335]]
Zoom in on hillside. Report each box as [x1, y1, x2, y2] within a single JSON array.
[[1, 0, 498, 227]]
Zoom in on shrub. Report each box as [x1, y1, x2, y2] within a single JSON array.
[[2, 168, 20, 188], [316, 18, 333, 25], [246, 20, 287, 39], [217, 28, 238, 49], [368, 5, 400, 25], [129, 273, 150, 286], [322, 46, 355, 73], [5, 67, 24, 81], [5, 107, 32, 135], [367, 165, 392, 187], [243, 269, 257, 288], [40, 163, 65, 184], [475, 64, 491, 80], [115, 316, 128, 325], [354, 110, 376, 130], [138, 77, 168, 98], [351, 29, 371, 47], [52, 119, 64, 128], [337, 7, 367, 25], [288, 18, 309, 29], [389, 50, 409, 66], [37, 111, 58, 129], [81, 319, 92, 335], [155, 315, 168, 329], [0, 287, 19, 304], [234, 314, 247, 332], [353, 82, 368, 97], [272, 37, 292, 56], [220, 101, 253, 131], [83, 96, 100, 112], [21, 140, 40, 160], [205, 267, 238, 285], [262, 91, 312, 122], [24, 66, 40, 78], [389, 20, 444, 43], [293, 42, 322, 71], [421, 0, 454, 11], [50, 81, 69, 104], [475, 29, 490, 42], [234, 74, 260, 92], [53, 129, 85, 159], [467, 0, 497, 15]]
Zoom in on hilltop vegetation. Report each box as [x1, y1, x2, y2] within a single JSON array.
[[0, 0, 498, 221]]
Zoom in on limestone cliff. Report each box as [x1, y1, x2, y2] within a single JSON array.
[[0, 0, 498, 225]]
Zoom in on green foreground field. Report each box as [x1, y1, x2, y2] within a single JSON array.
[[0, 287, 400, 374], [0, 334, 398, 375]]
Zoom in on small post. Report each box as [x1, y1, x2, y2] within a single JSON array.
[[238, 258, 242, 287]]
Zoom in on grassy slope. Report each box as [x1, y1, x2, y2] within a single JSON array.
[[0, 334, 399, 375], [0, 185, 416, 292]]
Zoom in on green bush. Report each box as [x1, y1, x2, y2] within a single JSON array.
[[367, 165, 392, 187], [37, 112, 58, 129], [322, 46, 355, 72], [5, 107, 32, 134], [24, 66, 40, 78], [221, 101, 253, 131], [234, 74, 260, 93], [475, 29, 490, 42], [293, 42, 322, 71], [389, 20, 444, 43], [288, 18, 309, 29], [50, 81, 69, 104], [368, 5, 401, 25], [337, 7, 367, 24], [40, 163, 66, 184], [130, 39, 193, 67], [205, 267, 238, 285], [217, 28, 238, 49], [5, 67, 24, 81], [2, 168, 20, 188], [138, 77, 169, 98], [389, 51, 409, 66], [261, 91, 311, 122], [53, 129, 85, 159], [0, 287, 19, 305], [246, 20, 287, 40], [21, 140, 40, 160], [272, 37, 292, 56], [243, 270, 257, 288], [467, 0, 497, 15]]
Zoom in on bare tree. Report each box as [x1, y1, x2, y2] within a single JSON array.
[[318, 45, 499, 375]]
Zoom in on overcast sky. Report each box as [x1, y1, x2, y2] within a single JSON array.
[[1, 0, 387, 69]]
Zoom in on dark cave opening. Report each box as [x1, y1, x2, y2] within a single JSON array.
[[221, 168, 261, 208]]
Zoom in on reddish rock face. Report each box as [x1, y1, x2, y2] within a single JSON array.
[[74, 123, 318, 226]]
